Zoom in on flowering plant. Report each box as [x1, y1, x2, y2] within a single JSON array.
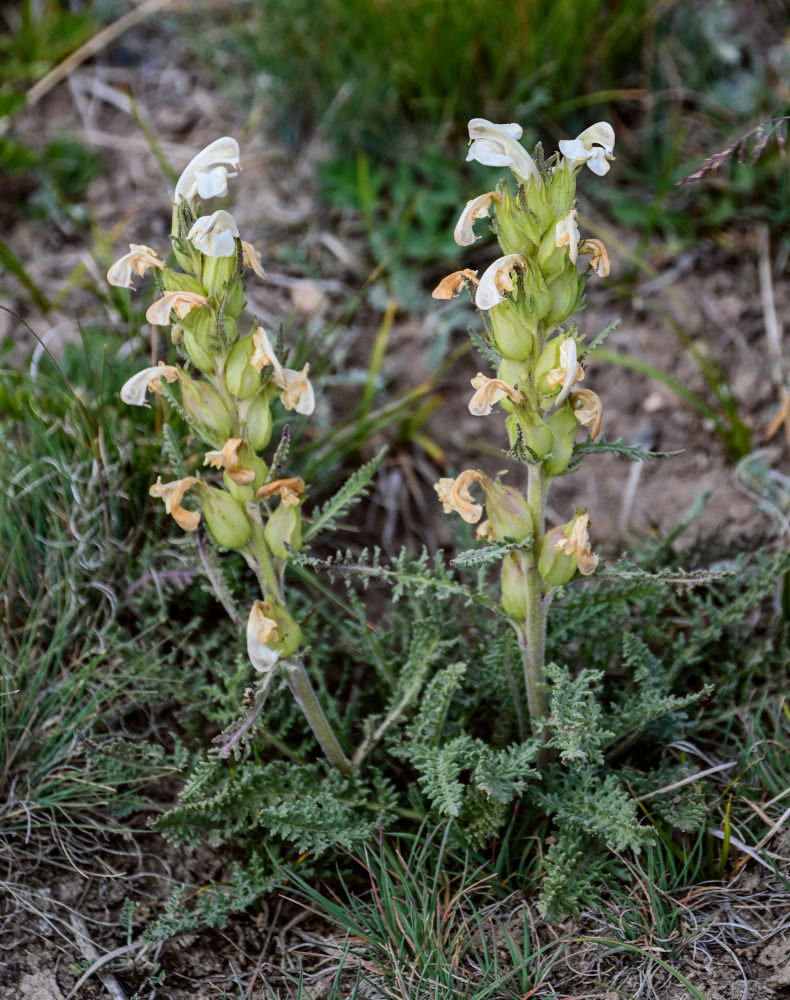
[[433, 118, 615, 735], [111, 138, 349, 771]]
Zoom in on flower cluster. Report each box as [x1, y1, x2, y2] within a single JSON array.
[[113, 137, 312, 673], [433, 119, 613, 592]]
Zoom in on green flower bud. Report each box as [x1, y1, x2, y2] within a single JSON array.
[[225, 334, 261, 399], [543, 403, 578, 478], [537, 526, 577, 586], [180, 372, 233, 445], [264, 599, 302, 657], [201, 253, 236, 296], [183, 327, 213, 372], [489, 301, 536, 361], [498, 359, 529, 391], [483, 478, 532, 542], [494, 182, 541, 254], [537, 228, 566, 275], [264, 502, 302, 559], [162, 270, 205, 295], [534, 338, 563, 396], [522, 259, 554, 319], [508, 410, 554, 459], [241, 394, 273, 451], [501, 552, 528, 620], [200, 486, 251, 549], [224, 278, 245, 319], [548, 163, 575, 219], [547, 268, 580, 325]]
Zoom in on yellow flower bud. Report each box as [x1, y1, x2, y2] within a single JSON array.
[[201, 486, 251, 549]]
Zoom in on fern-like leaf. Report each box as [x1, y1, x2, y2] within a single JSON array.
[[304, 446, 388, 543]]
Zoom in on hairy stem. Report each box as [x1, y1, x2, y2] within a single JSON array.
[[521, 462, 549, 735], [283, 658, 351, 774]]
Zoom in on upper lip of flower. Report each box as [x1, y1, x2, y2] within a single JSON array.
[[146, 291, 210, 326], [174, 137, 241, 204], [467, 119, 540, 186], [453, 191, 501, 246], [187, 210, 240, 257], [555, 209, 580, 264], [468, 373, 524, 416], [120, 364, 180, 406]]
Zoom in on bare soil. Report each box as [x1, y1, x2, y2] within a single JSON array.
[[3, 5, 789, 998]]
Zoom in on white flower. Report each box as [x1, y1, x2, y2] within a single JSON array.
[[547, 337, 583, 407], [555, 209, 580, 264], [247, 601, 280, 674], [107, 244, 165, 288], [249, 326, 285, 383], [467, 119, 540, 185], [256, 477, 306, 506], [241, 240, 266, 279], [554, 512, 598, 576], [146, 290, 209, 326], [203, 438, 255, 484], [474, 254, 525, 311], [453, 190, 501, 246], [174, 137, 241, 204], [558, 122, 615, 176], [187, 210, 239, 257], [468, 373, 523, 416], [570, 388, 603, 439], [120, 363, 180, 407]]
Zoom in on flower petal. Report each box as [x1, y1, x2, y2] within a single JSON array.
[[453, 191, 501, 246], [579, 239, 610, 277], [256, 477, 306, 506], [146, 290, 210, 326], [431, 269, 478, 299], [241, 240, 266, 279], [107, 244, 165, 288], [247, 601, 280, 674], [120, 364, 180, 407], [468, 373, 523, 416], [555, 209, 580, 264], [249, 326, 285, 384], [187, 210, 239, 257], [570, 388, 603, 439], [279, 364, 315, 415], [434, 469, 484, 523], [174, 137, 241, 204], [467, 119, 539, 185], [475, 254, 525, 311], [149, 476, 201, 531]]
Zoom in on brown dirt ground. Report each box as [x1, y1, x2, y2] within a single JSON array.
[[3, 4, 790, 998]]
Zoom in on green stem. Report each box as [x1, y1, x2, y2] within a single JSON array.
[[283, 658, 351, 775], [521, 462, 549, 735], [248, 519, 283, 602]]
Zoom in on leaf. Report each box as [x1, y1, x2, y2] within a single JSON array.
[[303, 446, 387, 542]]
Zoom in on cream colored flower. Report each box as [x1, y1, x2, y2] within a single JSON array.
[[247, 601, 280, 674], [547, 338, 584, 406], [431, 269, 479, 299], [570, 388, 603, 440], [203, 438, 255, 484], [554, 512, 598, 575], [241, 240, 266, 279], [149, 476, 201, 531], [120, 363, 180, 407], [249, 326, 285, 383], [174, 136, 241, 204], [453, 191, 501, 246], [146, 290, 209, 326], [256, 477, 306, 506], [434, 469, 484, 524], [187, 209, 239, 257], [107, 244, 165, 288], [475, 254, 525, 311], [467, 119, 539, 185], [279, 364, 315, 416], [555, 209, 580, 264], [579, 239, 610, 276], [468, 373, 523, 416], [558, 122, 615, 176]]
